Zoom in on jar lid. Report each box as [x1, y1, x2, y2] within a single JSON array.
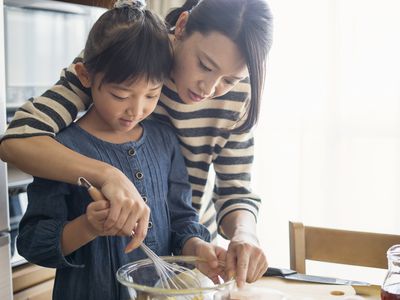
[[387, 244, 400, 261]]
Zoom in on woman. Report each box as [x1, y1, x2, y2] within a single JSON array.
[[0, 0, 273, 287]]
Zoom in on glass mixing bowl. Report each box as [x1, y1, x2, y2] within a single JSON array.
[[116, 256, 235, 300]]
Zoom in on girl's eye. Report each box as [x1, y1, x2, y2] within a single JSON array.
[[199, 60, 212, 72], [110, 93, 127, 100], [146, 94, 158, 100]]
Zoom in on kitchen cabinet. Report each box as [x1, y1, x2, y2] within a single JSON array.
[[56, 0, 186, 16], [13, 263, 55, 300], [55, 0, 112, 8]]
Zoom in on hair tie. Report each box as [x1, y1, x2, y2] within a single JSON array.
[[114, 0, 146, 10]]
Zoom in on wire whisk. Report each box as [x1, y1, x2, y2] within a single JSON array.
[[78, 177, 203, 292]]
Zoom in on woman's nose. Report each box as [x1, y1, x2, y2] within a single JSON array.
[[199, 79, 217, 98]]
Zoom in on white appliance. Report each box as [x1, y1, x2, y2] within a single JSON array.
[[0, 0, 12, 297], [4, 0, 105, 119]]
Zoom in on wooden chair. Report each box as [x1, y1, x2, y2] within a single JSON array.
[[289, 221, 400, 274]]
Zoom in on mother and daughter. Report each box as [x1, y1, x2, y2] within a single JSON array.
[[0, 0, 273, 297]]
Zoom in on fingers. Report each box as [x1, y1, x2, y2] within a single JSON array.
[[124, 205, 150, 253], [246, 249, 268, 282], [116, 210, 139, 237], [88, 200, 110, 211], [225, 241, 268, 287], [101, 174, 143, 231], [256, 259, 268, 281], [86, 201, 110, 235], [201, 245, 219, 269], [234, 248, 250, 288], [225, 247, 237, 281], [104, 202, 123, 232], [91, 208, 109, 221], [196, 245, 226, 284]]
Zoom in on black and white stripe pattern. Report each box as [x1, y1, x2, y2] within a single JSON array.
[[3, 57, 261, 239]]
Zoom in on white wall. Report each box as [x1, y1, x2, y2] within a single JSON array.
[[253, 0, 400, 284]]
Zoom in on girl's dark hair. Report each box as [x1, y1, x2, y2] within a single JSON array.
[[84, 0, 173, 86], [166, 0, 273, 133]]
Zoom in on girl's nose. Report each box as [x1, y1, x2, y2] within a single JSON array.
[[126, 105, 144, 120]]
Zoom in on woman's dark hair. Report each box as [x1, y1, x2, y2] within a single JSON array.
[[166, 0, 273, 132], [84, 0, 173, 86]]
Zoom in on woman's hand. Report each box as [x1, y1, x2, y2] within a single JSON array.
[[225, 230, 268, 288], [99, 168, 150, 253], [219, 211, 268, 288], [182, 237, 227, 284]]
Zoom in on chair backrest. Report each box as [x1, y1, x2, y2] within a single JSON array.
[[289, 221, 400, 274]]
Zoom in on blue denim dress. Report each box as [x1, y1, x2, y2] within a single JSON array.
[[17, 119, 210, 300]]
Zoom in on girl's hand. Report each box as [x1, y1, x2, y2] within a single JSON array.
[[85, 200, 110, 236], [182, 237, 227, 284], [225, 230, 268, 288], [99, 168, 150, 252]]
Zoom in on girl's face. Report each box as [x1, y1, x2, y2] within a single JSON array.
[[89, 74, 162, 134], [171, 13, 249, 104]]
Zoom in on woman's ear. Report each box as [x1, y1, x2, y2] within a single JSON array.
[[174, 11, 189, 40], [75, 62, 92, 88]]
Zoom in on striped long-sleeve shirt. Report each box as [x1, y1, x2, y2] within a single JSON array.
[[3, 56, 261, 239]]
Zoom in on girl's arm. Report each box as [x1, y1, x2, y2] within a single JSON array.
[[17, 178, 78, 268], [61, 200, 109, 256]]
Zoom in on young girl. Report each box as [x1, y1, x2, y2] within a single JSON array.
[[1, 0, 273, 287], [16, 2, 224, 299]]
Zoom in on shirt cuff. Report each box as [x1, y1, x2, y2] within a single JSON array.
[[25, 220, 84, 269], [172, 223, 211, 255]]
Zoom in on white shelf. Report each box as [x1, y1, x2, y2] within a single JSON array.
[[7, 166, 32, 189]]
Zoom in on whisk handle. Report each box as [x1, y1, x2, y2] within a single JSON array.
[[78, 177, 104, 202]]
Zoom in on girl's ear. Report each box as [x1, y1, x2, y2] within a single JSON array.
[[174, 11, 189, 40], [75, 62, 92, 88]]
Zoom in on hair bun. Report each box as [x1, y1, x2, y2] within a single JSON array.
[[114, 0, 146, 10]]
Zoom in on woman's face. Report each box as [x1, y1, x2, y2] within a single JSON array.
[[171, 14, 248, 104]]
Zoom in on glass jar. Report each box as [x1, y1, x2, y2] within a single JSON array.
[[381, 245, 400, 300]]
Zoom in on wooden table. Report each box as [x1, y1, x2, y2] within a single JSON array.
[[246, 277, 381, 299]]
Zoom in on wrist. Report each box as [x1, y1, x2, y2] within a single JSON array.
[[220, 210, 257, 239], [93, 164, 121, 187], [82, 214, 100, 239], [182, 237, 204, 256], [231, 226, 260, 245]]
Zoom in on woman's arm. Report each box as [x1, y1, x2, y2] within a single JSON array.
[[165, 129, 211, 255], [0, 55, 149, 249], [213, 129, 267, 287], [1, 136, 112, 185], [1, 136, 150, 249]]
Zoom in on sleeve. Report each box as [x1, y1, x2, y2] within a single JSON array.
[[167, 132, 211, 255], [212, 128, 262, 238], [2, 53, 92, 141], [16, 177, 84, 269]]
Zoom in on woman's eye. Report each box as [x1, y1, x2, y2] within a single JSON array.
[[199, 60, 212, 72], [224, 79, 235, 85]]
